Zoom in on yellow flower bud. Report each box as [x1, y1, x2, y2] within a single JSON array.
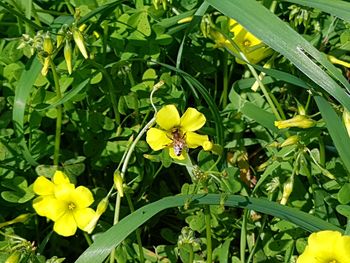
[[43, 34, 54, 55], [280, 135, 300, 148], [280, 176, 294, 205], [41, 57, 50, 76], [64, 40, 73, 75], [328, 55, 350, 68], [96, 197, 108, 215], [113, 171, 124, 197], [73, 28, 88, 59], [79, 24, 87, 32], [178, 16, 193, 24], [5, 251, 21, 263], [56, 28, 64, 48], [343, 108, 350, 137], [274, 115, 316, 129]]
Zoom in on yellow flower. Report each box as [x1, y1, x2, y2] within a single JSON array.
[[146, 105, 209, 160], [274, 115, 316, 129], [297, 230, 350, 263], [32, 170, 70, 220], [32, 171, 96, 237], [229, 19, 273, 64]]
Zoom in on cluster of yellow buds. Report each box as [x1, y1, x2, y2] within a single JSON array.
[[17, 9, 91, 76], [201, 15, 273, 64]]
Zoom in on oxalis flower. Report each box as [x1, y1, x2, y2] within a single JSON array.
[[297, 230, 350, 263], [32, 171, 96, 237], [146, 105, 209, 160]]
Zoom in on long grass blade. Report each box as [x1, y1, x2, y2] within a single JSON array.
[[75, 194, 342, 263]]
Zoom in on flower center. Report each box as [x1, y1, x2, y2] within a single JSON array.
[[68, 202, 76, 211], [243, 39, 251, 47], [171, 128, 186, 156]]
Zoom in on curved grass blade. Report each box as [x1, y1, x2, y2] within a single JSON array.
[[13, 56, 41, 166], [36, 79, 90, 111], [315, 96, 350, 174], [205, 0, 350, 110], [75, 194, 342, 263], [281, 0, 350, 22], [78, 0, 124, 26]]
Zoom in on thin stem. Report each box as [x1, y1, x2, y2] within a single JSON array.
[[64, 0, 75, 15], [83, 232, 92, 246], [50, 59, 62, 166], [221, 51, 229, 108], [240, 210, 248, 263], [188, 245, 194, 263], [89, 61, 120, 125], [109, 82, 163, 262], [204, 205, 212, 263], [125, 193, 145, 263]]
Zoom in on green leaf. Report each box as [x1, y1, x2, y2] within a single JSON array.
[[12, 56, 41, 166], [338, 183, 350, 205], [75, 194, 342, 263]]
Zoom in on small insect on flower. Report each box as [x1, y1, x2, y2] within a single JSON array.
[[171, 128, 187, 156]]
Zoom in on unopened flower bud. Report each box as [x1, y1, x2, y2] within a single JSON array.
[[43, 33, 54, 55], [79, 24, 87, 32], [274, 115, 316, 129], [178, 16, 193, 24], [5, 251, 21, 263], [280, 135, 300, 148], [56, 28, 65, 48], [73, 28, 88, 59], [64, 40, 73, 75], [113, 171, 124, 197], [343, 108, 350, 137], [280, 176, 294, 205], [41, 57, 50, 76], [96, 197, 108, 215]]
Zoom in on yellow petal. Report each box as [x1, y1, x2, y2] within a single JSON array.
[[73, 208, 96, 230], [146, 128, 172, 151], [33, 176, 54, 195], [156, 105, 180, 130], [46, 199, 67, 221], [185, 131, 209, 149], [53, 212, 77, 237], [33, 196, 53, 217], [180, 108, 206, 132], [168, 146, 186, 160], [54, 183, 75, 201], [52, 170, 70, 185], [71, 186, 94, 208]]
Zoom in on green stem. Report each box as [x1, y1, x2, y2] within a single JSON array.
[[221, 51, 229, 108], [204, 205, 212, 263], [89, 61, 120, 125], [240, 210, 248, 263], [125, 193, 145, 263], [318, 135, 325, 166], [83, 232, 92, 246], [188, 245, 194, 263], [50, 59, 62, 166]]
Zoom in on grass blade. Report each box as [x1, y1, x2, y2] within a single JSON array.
[[12, 56, 42, 165], [75, 194, 342, 263]]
